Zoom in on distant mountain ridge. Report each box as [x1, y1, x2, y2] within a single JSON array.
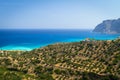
[[93, 18, 120, 34]]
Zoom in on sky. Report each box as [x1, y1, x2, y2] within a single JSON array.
[[0, 0, 120, 29]]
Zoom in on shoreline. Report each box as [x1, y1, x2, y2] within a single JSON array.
[[0, 38, 116, 51]]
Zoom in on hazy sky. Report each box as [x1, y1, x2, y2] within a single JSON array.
[[0, 0, 120, 29]]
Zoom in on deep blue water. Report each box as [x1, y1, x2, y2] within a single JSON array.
[[0, 29, 120, 50]]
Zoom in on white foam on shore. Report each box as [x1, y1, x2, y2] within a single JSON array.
[[0, 43, 49, 51], [1, 45, 32, 51]]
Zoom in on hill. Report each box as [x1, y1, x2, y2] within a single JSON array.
[[93, 18, 120, 34], [0, 39, 120, 80]]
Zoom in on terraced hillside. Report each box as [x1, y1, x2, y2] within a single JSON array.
[[0, 39, 120, 80]]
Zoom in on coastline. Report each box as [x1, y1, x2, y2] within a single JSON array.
[[0, 38, 117, 51], [0, 29, 119, 51]]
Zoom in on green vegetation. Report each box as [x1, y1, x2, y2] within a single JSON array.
[[0, 39, 120, 80]]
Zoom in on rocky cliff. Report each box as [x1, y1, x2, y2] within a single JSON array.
[[93, 18, 120, 34]]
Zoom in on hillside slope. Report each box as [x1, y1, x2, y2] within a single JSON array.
[[0, 39, 120, 80]]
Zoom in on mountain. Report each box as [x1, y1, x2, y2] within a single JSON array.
[[93, 18, 120, 34], [0, 39, 120, 80]]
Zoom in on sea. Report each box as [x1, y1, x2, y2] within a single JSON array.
[[0, 29, 120, 51]]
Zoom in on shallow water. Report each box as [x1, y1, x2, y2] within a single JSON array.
[[0, 29, 120, 50]]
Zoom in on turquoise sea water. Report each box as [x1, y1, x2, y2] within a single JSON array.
[[0, 29, 120, 51]]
